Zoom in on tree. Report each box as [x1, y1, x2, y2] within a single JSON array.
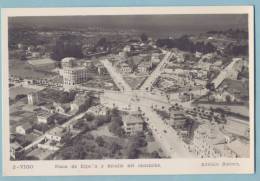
[[108, 121, 124, 137], [126, 146, 139, 159], [84, 113, 95, 122], [84, 133, 94, 140], [110, 142, 122, 154], [15, 94, 26, 101], [226, 95, 232, 103], [96, 136, 105, 147], [25, 156, 39, 160], [60, 133, 72, 145], [206, 83, 215, 91], [140, 33, 148, 42], [151, 151, 161, 158], [51, 34, 83, 61]]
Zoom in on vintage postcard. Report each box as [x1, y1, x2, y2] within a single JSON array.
[[1, 6, 254, 176]]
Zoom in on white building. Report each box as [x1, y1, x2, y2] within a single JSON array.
[[151, 53, 161, 64], [27, 92, 39, 105], [191, 124, 236, 158], [119, 62, 132, 74], [122, 115, 143, 135], [37, 111, 55, 124], [87, 105, 107, 116], [70, 93, 89, 113], [16, 123, 32, 135], [10, 142, 23, 159], [137, 61, 151, 73], [123, 45, 132, 52], [45, 126, 66, 142], [60, 57, 88, 87]]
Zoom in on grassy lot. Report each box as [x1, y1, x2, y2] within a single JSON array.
[[123, 76, 147, 89], [9, 86, 38, 99], [9, 59, 56, 79]]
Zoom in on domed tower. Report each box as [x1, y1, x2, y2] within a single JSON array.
[[61, 57, 76, 69]]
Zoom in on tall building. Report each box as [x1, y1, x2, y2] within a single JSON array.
[[27, 92, 39, 105], [61, 67, 88, 85], [60, 57, 88, 87]]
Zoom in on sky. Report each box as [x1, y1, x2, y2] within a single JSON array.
[[9, 14, 248, 37]]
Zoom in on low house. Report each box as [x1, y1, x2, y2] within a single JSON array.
[[119, 62, 132, 74], [45, 126, 66, 142], [16, 122, 33, 135], [123, 45, 132, 52], [87, 105, 107, 116], [10, 142, 23, 159], [151, 53, 160, 64], [53, 113, 69, 125], [53, 102, 71, 115], [122, 115, 143, 135], [37, 111, 55, 124], [170, 110, 187, 129]]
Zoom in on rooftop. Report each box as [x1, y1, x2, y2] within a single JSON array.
[[61, 57, 76, 63], [18, 122, 33, 130], [122, 115, 143, 125], [47, 126, 65, 137], [11, 142, 23, 150], [37, 110, 54, 118]]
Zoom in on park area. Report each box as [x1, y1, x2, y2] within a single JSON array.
[[52, 109, 164, 160]]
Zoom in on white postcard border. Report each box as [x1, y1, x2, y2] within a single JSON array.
[[1, 6, 255, 176]]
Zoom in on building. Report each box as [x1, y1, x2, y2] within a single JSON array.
[[151, 53, 161, 64], [123, 45, 132, 52], [27, 92, 39, 105], [96, 63, 107, 75], [211, 58, 243, 88], [191, 124, 237, 158], [87, 105, 107, 116], [195, 51, 203, 58], [45, 126, 66, 142], [122, 115, 143, 135], [83, 60, 93, 68], [37, 111, 55, 124], [137, 61, 151, 73], [119, 62, 132, 74], [10, 142, 23, 159], [53, 113, 69, 125], [70, 93, 89, 113], [60, 67, 88, 86], [53, 102, 71, 115], [60, 57, 89, 87], [170, 110, 187, 129], [16, 122, 33, 135]]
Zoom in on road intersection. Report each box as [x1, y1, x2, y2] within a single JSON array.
[[101, 51, 195, 158]]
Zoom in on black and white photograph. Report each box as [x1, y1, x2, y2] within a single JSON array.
[[2, 7, 254, 175]]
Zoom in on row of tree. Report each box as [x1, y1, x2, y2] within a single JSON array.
[[156, 36, 216, 54]]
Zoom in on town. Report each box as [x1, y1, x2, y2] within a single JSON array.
[[8, 19, 250, 160]]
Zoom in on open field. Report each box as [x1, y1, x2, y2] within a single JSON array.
[[9, 59, 56, 79]]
